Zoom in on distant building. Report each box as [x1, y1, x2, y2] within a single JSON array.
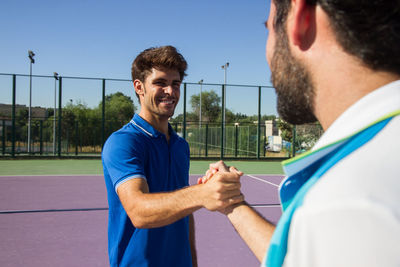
[[0, 103, 48, 121], [265, 119, 281, 137], [265, 120, 282, 152]]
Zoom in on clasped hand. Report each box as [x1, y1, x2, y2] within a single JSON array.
[[198, 161, 245, 213]]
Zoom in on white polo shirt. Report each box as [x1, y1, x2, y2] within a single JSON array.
[[283, 81, 400, 267]]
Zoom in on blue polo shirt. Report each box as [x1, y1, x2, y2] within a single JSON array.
[[102, 114, 192, 267]]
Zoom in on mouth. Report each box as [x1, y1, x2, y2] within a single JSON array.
[[158, 98, 176, 107], [160, 99, 175, 104]]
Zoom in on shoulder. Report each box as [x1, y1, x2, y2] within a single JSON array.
[[102, 123, 149, 160], [304, 116, 400, 205]]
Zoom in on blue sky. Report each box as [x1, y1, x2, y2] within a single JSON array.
[[0, 0, 276, 116]]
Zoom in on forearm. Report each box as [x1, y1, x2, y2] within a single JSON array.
[[118, 171, 243, 229], [226, 202, 276, 262], [126, 185, 203, 228]]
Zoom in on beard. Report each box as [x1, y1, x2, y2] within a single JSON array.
[[270, 30, 317, 125]]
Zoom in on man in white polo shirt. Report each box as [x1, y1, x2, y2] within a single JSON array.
[[202, 0, 400, 266]]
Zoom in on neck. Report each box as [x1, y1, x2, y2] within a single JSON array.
[[311, 55, 400, 131], [138, 110, 170, 138], [314, 66, 400, 130]]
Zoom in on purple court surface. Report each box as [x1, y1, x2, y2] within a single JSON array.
[[0, 174, 284, 267]]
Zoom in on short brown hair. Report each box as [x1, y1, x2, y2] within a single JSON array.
[[131, 45, 187, 83], [272, 0, 400, 75]]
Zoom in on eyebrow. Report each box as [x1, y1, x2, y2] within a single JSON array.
[[153, 78, 182, 84]]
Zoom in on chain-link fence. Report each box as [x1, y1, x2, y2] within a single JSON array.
[[0, 73, 323, 159]]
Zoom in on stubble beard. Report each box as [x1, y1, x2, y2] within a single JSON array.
[[270, 29, 317, 125]]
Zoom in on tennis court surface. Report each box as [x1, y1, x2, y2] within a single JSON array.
[[0, 173, 284, 267]]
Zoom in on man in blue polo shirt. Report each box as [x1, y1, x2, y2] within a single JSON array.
[[102, 46, 244, 267]]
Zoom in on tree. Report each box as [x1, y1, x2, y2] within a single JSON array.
[[190, 90, 221, 123], [101, 92, 136, 137]]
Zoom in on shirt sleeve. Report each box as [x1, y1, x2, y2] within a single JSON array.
[[283, 200, 400, 267], [102, 131, 147, 192]]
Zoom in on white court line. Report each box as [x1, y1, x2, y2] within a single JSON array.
[[245, 174, 280, 187]]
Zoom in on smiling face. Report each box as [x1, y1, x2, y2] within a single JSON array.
[[135, 67, 181, 124]]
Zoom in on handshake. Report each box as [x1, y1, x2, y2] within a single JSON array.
[[196, 161, 245, 213]]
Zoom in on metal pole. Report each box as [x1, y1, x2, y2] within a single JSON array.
[[12, 75, 16, 157], [198, 79, 203, 156], [75, 120, 79, 156], [102, 79, 106, 148], [205, 123, 208, 157], [58, 77, 62, 158], [2, 120, 5, 155], [235, 123, 238, 158], [53, 72, 58, 156], [257, 86, 261, 159], [27, 50, 35, 154], [221, 84, 225, 159], [28, 61, 32, 153], [39, 120, 43, 155], [221, 63, 229, 151], [183, 83, 187, 140]]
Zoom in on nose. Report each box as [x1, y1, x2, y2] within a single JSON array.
[[164, 85, 173, 95]]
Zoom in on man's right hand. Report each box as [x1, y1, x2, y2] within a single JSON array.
[[199, 161, 244, 211]]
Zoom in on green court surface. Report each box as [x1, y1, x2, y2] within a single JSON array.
[[0, 159, 284, 176]]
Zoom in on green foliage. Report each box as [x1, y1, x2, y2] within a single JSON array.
[[190, 90, 221, 122], [60, 92, 136, 147]]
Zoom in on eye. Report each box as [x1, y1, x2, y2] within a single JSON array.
[[154, 81, 166, 87], [172, 82, 181, 90]]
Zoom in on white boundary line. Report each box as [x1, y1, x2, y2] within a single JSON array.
[[245, 174, 280, 187]]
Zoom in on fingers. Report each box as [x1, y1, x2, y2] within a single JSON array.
[[229, 166, 243, 176], [199, 164, 243, 185], [209, 160, 229, 172]]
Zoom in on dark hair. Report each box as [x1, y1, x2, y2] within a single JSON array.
[[131, 45, 187, 83], [273, 0, 400, 74]]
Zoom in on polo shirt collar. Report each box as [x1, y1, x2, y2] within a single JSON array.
[[130, 114, 178, 140]]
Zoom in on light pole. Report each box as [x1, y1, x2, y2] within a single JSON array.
[[27, 50, 35, 153], [221, 62, 229, 151], [53, 72, 59, 155], [221, 62, 229, 125], [198, 79, 203, 129], [198, 79, 203, 155]]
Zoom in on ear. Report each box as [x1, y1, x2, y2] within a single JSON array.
[[133, 79, 145, 97], [287, 0, 316, 51]]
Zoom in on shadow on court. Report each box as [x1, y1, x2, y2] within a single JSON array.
[[0, 174, 283, 267]]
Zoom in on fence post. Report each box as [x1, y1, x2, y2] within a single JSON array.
[[257, 86, 261, 159], [292, 125, 296, 157], [263, 125, 266, 157], [75, 120, 79, 156], [235, 123, 238, 157], [220, 85, 225, 159], [205, 123, 208, 157], [39, 120, 43, 155], [102, 79, 106, 149], [58, 77, 62, 158], [183, 83, 187, 140], [2, 120, 5, 155], [11, 75, 16, 158]]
